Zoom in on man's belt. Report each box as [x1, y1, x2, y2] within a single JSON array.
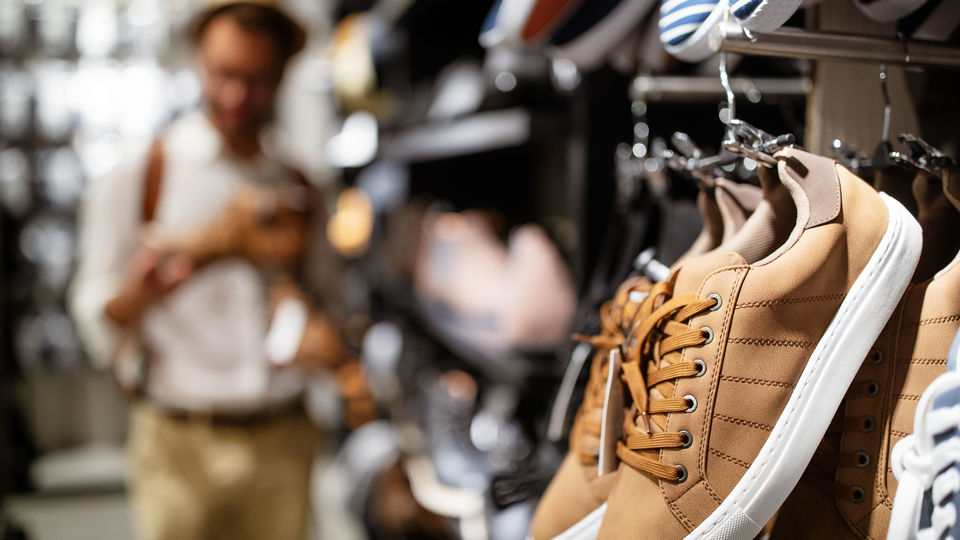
[[151, 398, 304, 427]]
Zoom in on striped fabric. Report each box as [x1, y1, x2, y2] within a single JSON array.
[[658, 0, 720, 46], [482, 0, 503, 35], [730, 0, 762, 18]]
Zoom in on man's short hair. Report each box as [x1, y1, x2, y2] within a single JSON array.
[[190, 3, 306, 62]]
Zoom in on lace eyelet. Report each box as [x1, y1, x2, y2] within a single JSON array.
[[868, 348, 883, 364], [679, 430, 693, 449], [866, 381, 879, 397], [675, 464, 688, 483], [701, 327, 714, 345], [856, 451, 870, 468], [860, 415, 876, 432], [683, 395, 698, 413], [693, 359, 707, 377], [851, 486, 866, 503], [707, 293, 722, 311]]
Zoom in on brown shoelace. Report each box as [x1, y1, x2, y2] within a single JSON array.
[[569, 279, 657, 465], [616, 281, 719, 482]]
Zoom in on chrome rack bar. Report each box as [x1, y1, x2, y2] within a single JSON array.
[[711, 22, 960, 69], [630, 75, 811, 102]]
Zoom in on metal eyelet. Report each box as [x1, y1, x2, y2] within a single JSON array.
[[707, 293, 722, 311], [861, 415, 876, 432], [701, 327, 714, 345], [683, 395, 698, 413], [866, 381, 879, 397], [868, 348, 883, 365], [856, 451, 870, 468], [851, 486, 866, 503], [679, 430, 693, 449], [675, 464, 688, 483], [693, 359, 707, 377]]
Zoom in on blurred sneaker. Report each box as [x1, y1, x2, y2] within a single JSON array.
[[549, 0, 658, 70], [597, 148, 921, 539], [769, 165, 960, 540], [522, 0, 586, 43], [658, 0, 725, 63], [144, 183, 308, 269], [481, 0, 538, 47], [901, 0, 960, 41], [888, 328, 960, 540], [730, 0, 804, 33], [414, 212, 576, 351], [856, 0, 928, 23]]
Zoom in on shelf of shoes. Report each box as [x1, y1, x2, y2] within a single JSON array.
[[379, 107, 532, 163]]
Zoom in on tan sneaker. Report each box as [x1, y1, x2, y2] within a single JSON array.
[[769, 166, 960, 540], [529, 180, 761, 540], [594, 148, 921, 540], [529, 276, 652, 540]]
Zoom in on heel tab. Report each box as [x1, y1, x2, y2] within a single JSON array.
[[776, 147, 842, 229]]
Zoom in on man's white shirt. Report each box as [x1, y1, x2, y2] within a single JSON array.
[[70, 111, 307, 412]]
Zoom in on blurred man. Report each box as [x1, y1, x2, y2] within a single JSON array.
[[70, 3, 324, 539]]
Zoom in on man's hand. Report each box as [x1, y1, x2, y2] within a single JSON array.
[[141, 186, 306, 269], [105, 248, 193, 326]]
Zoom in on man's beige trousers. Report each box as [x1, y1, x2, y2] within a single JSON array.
[[127, 402, 318, 540]]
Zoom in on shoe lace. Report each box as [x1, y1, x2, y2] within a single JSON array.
[[615, 281, 719, 482], [890, 373, 960, 539], [569, 278, 657, 465]]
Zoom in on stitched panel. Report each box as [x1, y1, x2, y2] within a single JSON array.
[[719, 375, 795, 389], [709, 447, 750, 469], [726, 337, 816, 348], [907, 314, 960, 327], [735, 293, 846, 308], [713, 414, 772, 432]]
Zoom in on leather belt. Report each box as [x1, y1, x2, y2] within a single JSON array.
[[151, 398, 305, 427]]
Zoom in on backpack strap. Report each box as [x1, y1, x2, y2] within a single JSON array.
[[118, 137, 164, 400], [142, 138, 164, 223]]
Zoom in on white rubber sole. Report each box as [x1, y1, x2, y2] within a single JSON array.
[[552, 0, 656, 70], [663, 1, 727, 63], [687, 193, 923, 539], [732, 0, 804, 33], [550, 503, 607, 540], [855, 0, 927, 23]]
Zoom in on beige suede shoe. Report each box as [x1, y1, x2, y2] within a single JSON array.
[[592, 148, 921, 540], [529, 276, 651, 540], [529, 180, 762, 540], [769, 166, 960, 540]]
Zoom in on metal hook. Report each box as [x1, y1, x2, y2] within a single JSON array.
[[898, 32, 911, 64], [719, 51, 736, 135], [879, 64, 892, 143], [896, 132, 954, 173]]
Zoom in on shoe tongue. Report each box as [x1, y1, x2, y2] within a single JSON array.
[[671, 250, 746, 297]]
